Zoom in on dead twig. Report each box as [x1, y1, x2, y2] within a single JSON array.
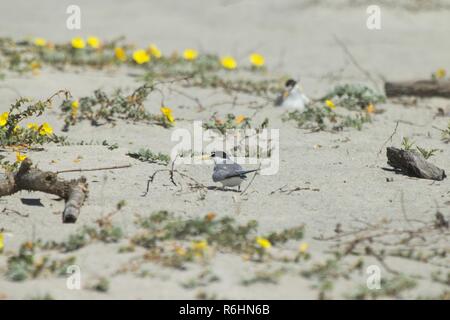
[[143, 157, 208, 197], [1, 207, 29, 218], [240, 164, 261, 196], [377, 121, 399, 156], [269, 184, 320, 195], [56, 164, 131, 174]]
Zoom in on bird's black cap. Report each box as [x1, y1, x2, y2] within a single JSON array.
[[285, 79, 297, 88]]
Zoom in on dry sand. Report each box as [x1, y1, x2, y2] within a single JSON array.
[[0, 0, 449, 299]]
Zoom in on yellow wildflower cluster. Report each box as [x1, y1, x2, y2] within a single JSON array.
[[34, 37, 47, 47], [160, 107, 175, 123], [220, 53, 266, 70], [87, 36, 101, 49], [0, 112, 9, 126], [132, 49, 150, 64], [220, 56, 237, 70], [71, 37, 85, 49], [249, 53, 265, 67], [234, 115, 246, 124], [70, 36, 101, 49], [325, 99, 336, 110], [174, 246, 187, 256], [298, 242, 309, 254], [435, 68, 446, 79], [16, 152, 27, 162], [71, 100, 79, 118], [148, 44, 162, 58], [115, 47, 127, 62], [192, 240, 208, 251], [183, 49, 198, 61], [192, 240, 209, 257], [27, 122, 53, 136], [256, 237, 272, 249], [30, 38, 268, 72], [0, 232, 4, 253]]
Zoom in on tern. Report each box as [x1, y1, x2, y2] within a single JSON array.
[[205, 151, 258, 191], [275, 79, 311, 111]]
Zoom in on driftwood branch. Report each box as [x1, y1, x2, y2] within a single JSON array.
[[386, 147, 446, 181], [385, 80, 450, 98], [0, 159, 88, 223]]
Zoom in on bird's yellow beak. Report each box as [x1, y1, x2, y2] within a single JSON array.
[[283, 90, 289, 98]]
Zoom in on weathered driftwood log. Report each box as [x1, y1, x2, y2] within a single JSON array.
[[386, 147, 446, 181], [385, 80, 450, 98], [0, 159, 88, 223]]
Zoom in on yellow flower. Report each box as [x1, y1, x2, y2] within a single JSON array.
[[249, 53, 265, 67], [299, 242, 309, 254], [114, 47, 127, 62], [30, 61, 41, 75], [13, 125, 21, 133], [235, 115, 246, 124], [27, 123, 39, 131], [256, 237, 272, 249], [23, 241, 34, 250], [160, 107, 175, 123], [366, 103, 375, 114], [71, 100, 79, 117], [71, 37, 85, 49], [39, 122, 53, 136], [192, 240, 208, 251], [87, 36, 101, 49], [325, 99, 336, 110], [132, 49, 150, 64], [0, 232, 4, 252], [435, 68, 446, 79], [206, 212, 216, 222], [148, 44, 162, 58], [175, 246, 186, 256], [183, 48, 198, 61], [0, 112, 9, 127], [16, 152, 27, 162], [220, 56, 237, 70], [71, 100, 79, 109], [34, 37, 47, 47]]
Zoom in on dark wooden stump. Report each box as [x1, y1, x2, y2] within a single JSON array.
[[385, 80, 450, 98]]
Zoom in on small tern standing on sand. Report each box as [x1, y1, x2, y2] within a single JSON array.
[[204, 151, 258, 191], [275, 79, 311, 111]]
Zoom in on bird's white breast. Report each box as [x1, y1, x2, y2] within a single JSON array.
[[220, 176, 244, 187], [281, 91, 310, 111]]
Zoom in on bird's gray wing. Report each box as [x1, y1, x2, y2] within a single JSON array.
[[212, 163, 257, 182]]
